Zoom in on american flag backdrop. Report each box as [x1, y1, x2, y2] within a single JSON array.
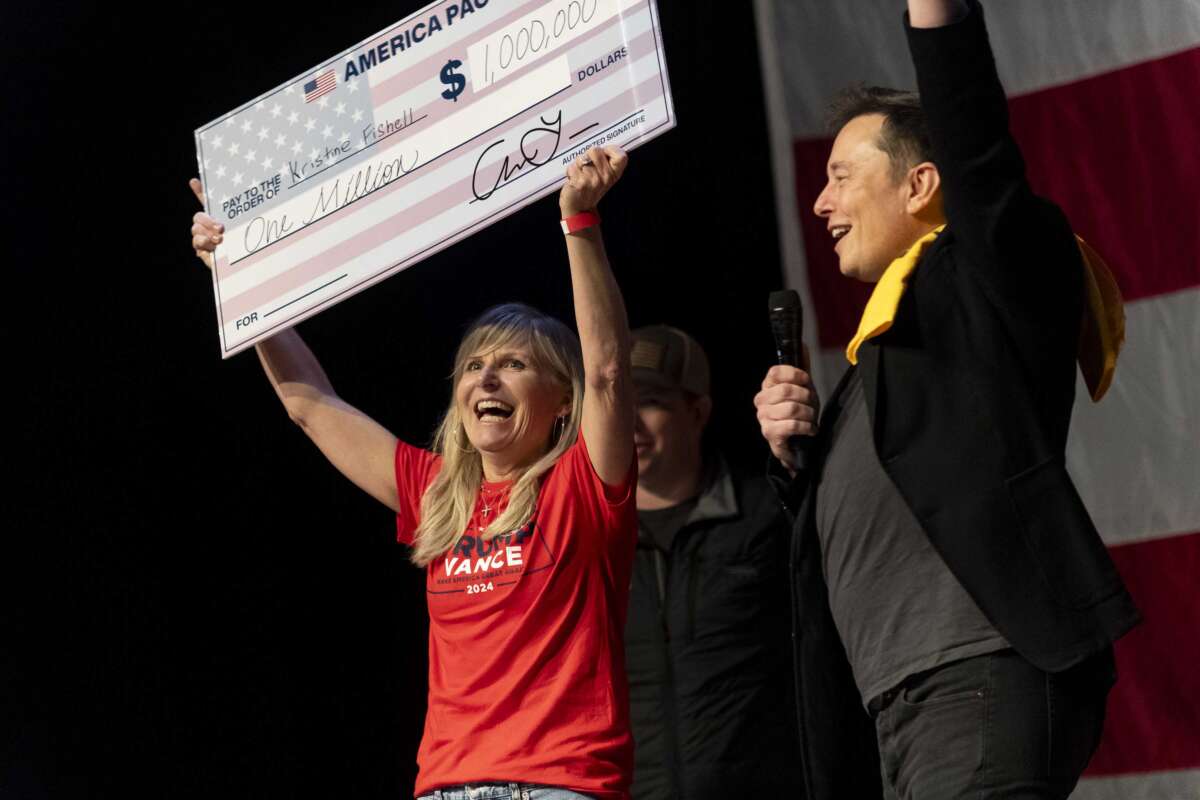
[[754, 1, 1200, 798]]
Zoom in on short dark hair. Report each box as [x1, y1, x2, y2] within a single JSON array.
[[827, 85, 933, 182]]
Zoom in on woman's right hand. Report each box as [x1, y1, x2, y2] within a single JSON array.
[[188, 178, 224, 271]]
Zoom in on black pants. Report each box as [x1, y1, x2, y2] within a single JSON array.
[[868, 648, 1115, 800]]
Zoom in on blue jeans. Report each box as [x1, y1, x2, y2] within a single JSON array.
[[416, 784, 594, 800], [869, 647, 1115, 800]]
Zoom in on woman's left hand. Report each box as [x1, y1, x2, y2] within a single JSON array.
[[560, 145, 627, 217]]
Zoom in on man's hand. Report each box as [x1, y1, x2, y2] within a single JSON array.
[[908, 0, 968, 28], [188, 178, 223, 271], [560, 145, 627, 217], [754, 364, 821, 471]]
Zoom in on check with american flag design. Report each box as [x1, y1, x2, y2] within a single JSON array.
[[194, 0, 675, 357]]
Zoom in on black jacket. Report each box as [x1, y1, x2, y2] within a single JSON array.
[[773, 5, 1141, 800], [625, 459, 803, 800]]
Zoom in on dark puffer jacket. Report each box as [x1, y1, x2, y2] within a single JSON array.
[[625, 458, 804, 800]]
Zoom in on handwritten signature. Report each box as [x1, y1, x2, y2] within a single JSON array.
[[471, 110, 563, 202]]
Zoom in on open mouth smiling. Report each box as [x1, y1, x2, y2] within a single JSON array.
[[475, 399, 514, 422]]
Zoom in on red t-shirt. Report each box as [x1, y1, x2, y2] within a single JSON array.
[[394, 433, 637, 799]]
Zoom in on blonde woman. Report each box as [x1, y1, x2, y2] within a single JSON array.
[[188, 146, 637, 800]]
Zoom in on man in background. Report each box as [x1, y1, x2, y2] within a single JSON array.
[[624, 325, 803, 800]]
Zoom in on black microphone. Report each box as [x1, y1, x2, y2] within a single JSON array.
[[768, 289, 811, 472]]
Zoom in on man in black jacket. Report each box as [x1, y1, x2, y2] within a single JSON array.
[[753, 2, 1141, 799], [624, 325, 803, 800]]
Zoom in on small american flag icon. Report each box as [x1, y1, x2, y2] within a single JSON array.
[[304, 69, 336, 103]]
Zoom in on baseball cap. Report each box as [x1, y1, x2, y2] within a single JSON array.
[[630, 325, 711, 397]]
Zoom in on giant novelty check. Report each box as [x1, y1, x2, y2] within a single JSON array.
[[195, 0, 675, 357]]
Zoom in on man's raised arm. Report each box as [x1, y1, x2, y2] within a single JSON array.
[[908, 0, 967, 28]]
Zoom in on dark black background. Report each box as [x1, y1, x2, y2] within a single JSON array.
[[7, 2, 786, 797]]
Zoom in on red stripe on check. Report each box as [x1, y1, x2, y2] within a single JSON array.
[[1086, 531, 1200, 775], [794, 47, 1200, 348]]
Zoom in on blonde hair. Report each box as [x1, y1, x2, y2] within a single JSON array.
[[410, 304, 584, 567]]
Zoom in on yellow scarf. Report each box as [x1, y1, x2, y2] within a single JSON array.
[[845, 225, 944, 366], [1075, 237, 1125, 401], [845, 226, 1124, 402]]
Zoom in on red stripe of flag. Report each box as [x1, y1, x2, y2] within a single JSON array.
[[1011, 47, 1200, 305], [1086, 531, 1200, 776]]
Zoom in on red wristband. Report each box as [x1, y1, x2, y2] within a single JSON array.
[[560, 210, 601, 235]]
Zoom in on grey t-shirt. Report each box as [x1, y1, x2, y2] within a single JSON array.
[[815, 369, 1009, 705], [639, 496, 700, 552]]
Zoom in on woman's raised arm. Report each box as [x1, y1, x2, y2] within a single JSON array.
[[557, 147, 634, 486], [188, 179, 400, 512]]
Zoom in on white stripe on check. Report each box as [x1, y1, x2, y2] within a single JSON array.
[[468, 0, 625, 92]]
